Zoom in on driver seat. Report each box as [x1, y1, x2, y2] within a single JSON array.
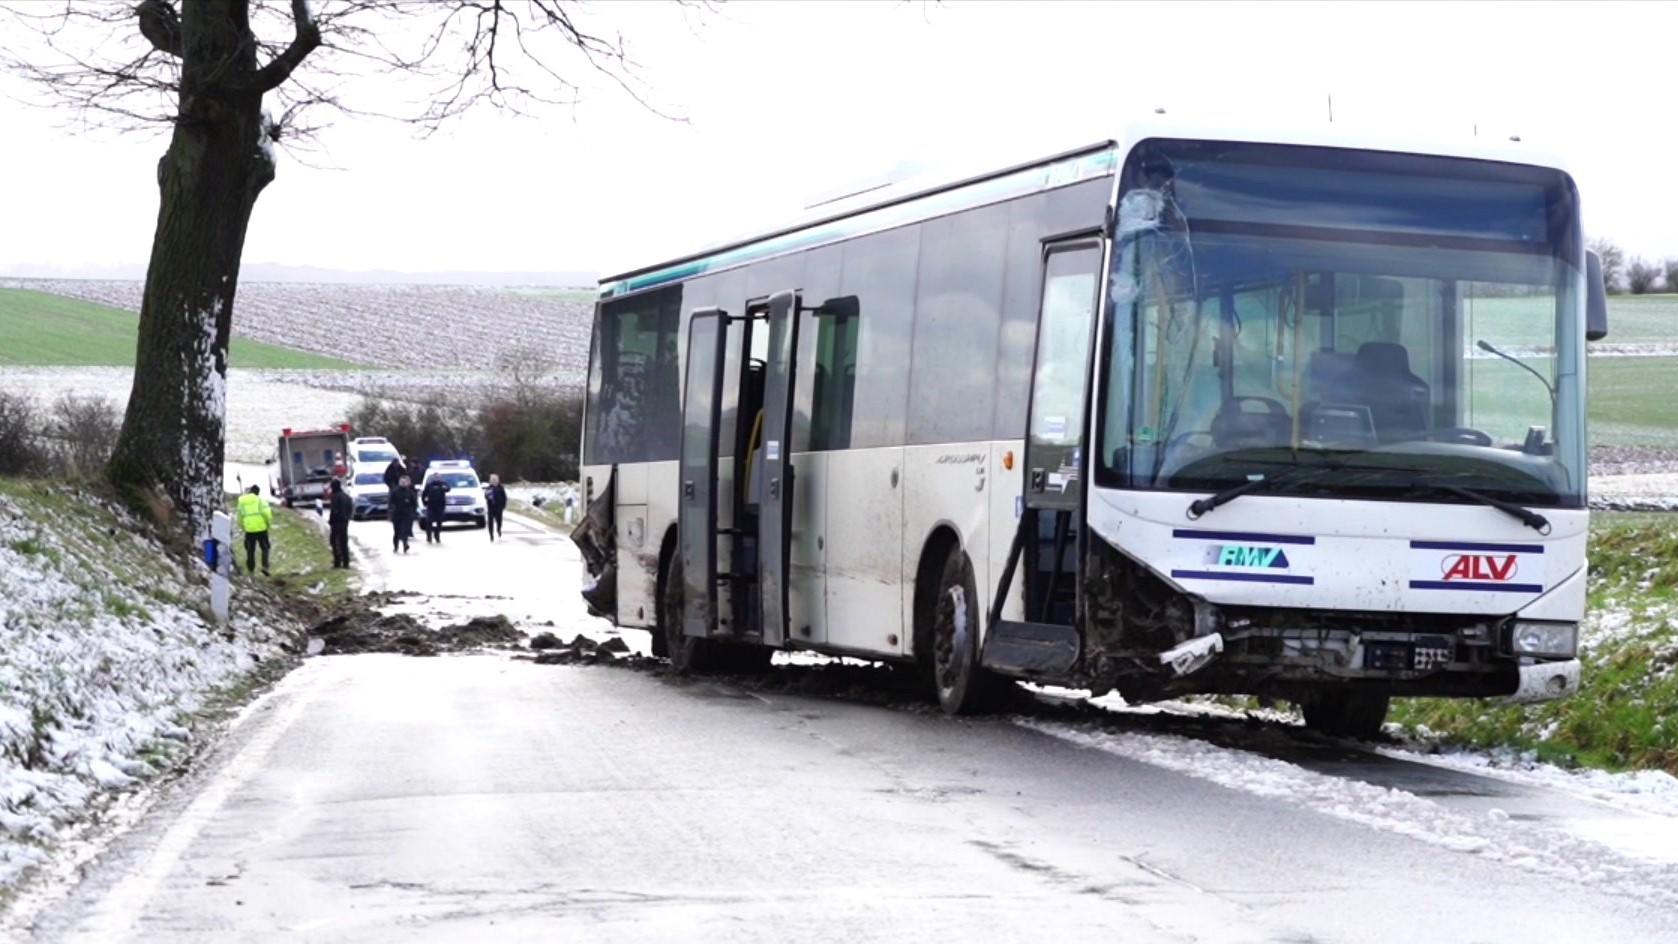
[[1211, 397, 1291, 450], [1348, 342, 1430, 442]]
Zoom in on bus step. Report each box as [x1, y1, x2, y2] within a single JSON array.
[[981, 620, 1080, 678]]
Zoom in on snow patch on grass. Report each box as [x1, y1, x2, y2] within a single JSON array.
[[0, 484, 297, 890], [1380, 743, 1678, 818]]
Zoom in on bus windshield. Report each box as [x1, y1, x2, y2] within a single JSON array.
[[1098, 140, 1585, 508]]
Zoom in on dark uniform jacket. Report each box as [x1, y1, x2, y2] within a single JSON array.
[[329, 489, 354, 527]]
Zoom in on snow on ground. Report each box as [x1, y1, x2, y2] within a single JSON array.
[[1591, 472, 1678, 511], [506, 482, 580, 513], [0, 367, 360, 463], [0, 485, 298, 888], [1380, 744, 1678, 819], [1019, 719, 1678, 907]]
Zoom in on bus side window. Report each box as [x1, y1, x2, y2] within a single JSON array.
[[810, 308, 858, 451]]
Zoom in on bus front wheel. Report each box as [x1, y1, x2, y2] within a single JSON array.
[[661, 557, 717, 674], [1300, 688, 1391, 740], [929, 546, 1003, 715]]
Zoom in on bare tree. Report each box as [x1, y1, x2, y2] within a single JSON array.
[[1663, 258, 1678, 295], [1, 0, 686, 535], [1588, 236, 1626, 294], [1627, 257, 1660, 295], [496, 346, 559, 408]]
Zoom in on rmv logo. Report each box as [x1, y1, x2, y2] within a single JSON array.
[[1215, 545, 1290, 569], [1441, 554, 1518, 582]]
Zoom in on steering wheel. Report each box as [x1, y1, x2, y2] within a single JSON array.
[[1428, 426, 1493, 447]]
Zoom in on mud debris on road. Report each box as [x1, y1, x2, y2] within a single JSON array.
[[309, 609, 525, 657], [523, 633, 652, 667]]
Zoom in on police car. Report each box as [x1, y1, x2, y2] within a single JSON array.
[[345, 463, 390, 520], [419, 460, 488, 528]]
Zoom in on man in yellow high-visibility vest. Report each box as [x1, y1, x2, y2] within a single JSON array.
[[236, 485, 274, 576]]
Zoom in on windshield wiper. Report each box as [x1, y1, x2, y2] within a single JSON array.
[[1186, 466, 1328, 519], [1424, 483, 1552, 534], [1185, 458, 1436, 520]]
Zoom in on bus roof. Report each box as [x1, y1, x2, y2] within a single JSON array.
[[598, 119, 1578, 301], [597, 140, 1118, 299]]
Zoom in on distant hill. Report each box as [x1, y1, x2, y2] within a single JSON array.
[[0, 279, 594, 374], [0, 262, 597, 288]]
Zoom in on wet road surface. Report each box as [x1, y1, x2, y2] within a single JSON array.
[[26, 509, 1678, 942]]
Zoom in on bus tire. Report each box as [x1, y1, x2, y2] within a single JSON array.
[[1301, 688, 1390, 740], [660, 556, 718, 674], [718, 643, 773, 674], [651, 533, 676, 659], [929, 546, 1003, 715]]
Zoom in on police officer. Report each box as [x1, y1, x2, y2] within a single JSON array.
[[389, 474, 418, 553], [328, 478, 354, 568], [236, 484, 273, 576], [421, 474, 451, 544], [484, 474, 507, 541]]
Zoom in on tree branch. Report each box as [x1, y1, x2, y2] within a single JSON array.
[[251, 0, 321, 93]]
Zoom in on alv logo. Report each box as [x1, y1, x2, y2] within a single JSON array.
[[1441, 553, 1517, 582]]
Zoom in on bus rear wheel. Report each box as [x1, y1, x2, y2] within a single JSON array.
[[1300, 688, 1391, 740], [929, 546, 1003, 715]]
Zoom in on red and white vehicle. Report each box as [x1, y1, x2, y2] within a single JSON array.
[[269, 424, 352, 506]]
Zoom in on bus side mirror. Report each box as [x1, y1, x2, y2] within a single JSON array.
[[1585, 250, 1609, 341]]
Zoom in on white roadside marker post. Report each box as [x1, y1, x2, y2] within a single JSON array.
[[210, 510, 232, 624]]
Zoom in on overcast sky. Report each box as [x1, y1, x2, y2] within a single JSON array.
[[2, 0, 1675, 281]]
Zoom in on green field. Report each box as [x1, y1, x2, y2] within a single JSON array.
[[0, 288, 361, 369], [1455, 292, 1678, 347], [1589, 356, 1678, 448], [1601, 294, 1678, 344]]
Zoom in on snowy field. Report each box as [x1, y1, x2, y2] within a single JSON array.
[[1591, 472, 1678, 510], [0, 366, 585, 465], [0, 484, 299, 887], [0, 367, 361, 464]]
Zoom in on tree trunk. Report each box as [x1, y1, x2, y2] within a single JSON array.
[[107, 0, 275, 537]]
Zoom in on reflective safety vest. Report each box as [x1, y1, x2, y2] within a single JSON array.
[[237, 492, 272, 534]]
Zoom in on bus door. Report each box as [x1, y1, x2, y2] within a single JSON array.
[[755, 290, 800, 647], [983, 238, 1104, 677], [678, 308, 729, 639]]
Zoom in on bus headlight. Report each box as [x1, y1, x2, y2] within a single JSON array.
[[1509, 621, 1578, 659]]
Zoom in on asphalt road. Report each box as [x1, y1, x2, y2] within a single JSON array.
[[26, 510, 1678, 942]]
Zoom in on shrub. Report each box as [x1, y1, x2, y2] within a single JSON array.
[[43, 394, 120, 479], [346, 398, 477, 469], [0, 391, 44, 476], [478, 392, 583, 482], [1626, 257, 1660, 295], [346, 389, 583, 483]]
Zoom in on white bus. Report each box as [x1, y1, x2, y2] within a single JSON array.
[[576, 121, 1609, 737]]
